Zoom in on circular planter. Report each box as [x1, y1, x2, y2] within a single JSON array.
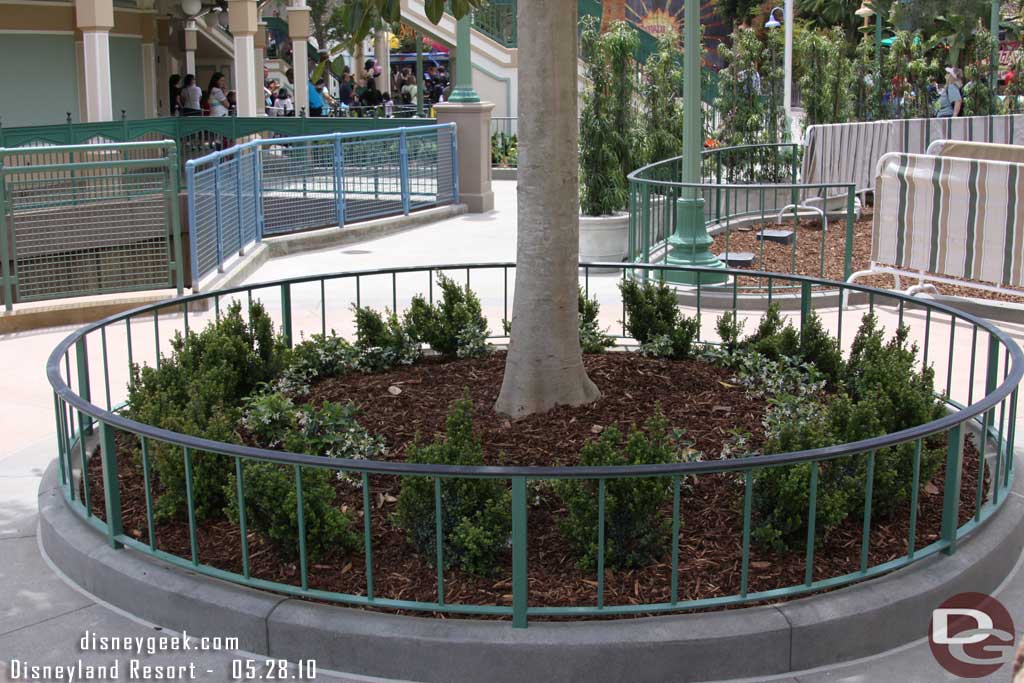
[[580, 212, 629, 264]]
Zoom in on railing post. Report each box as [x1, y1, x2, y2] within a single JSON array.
[[214, 156, 224, 273], [167, 145, 184, 296], [75, 337, 92, 435], [0, 157, 13, 311], [940, 424, 964, 555], [399, 129, 411, 215], [185, 161, 199, 289], [451, 124, 460, 205], [234, 152, 243, 256], [100, 421, 124, 549], [511, 476, 528, 628], [800, 280, 812, 338], [254, 146, 264, 241], [280, 282, 293, 348], [844, 185, 855, 281], [333, 134, 346, 227]]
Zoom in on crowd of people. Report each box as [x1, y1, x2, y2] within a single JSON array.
[[167, 55, 453, 119]]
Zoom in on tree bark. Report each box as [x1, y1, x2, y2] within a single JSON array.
[[601, 0, 628, 32], [494, 0, 601, 419]]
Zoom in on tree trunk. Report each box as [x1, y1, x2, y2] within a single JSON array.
[[601, 0, 628, 32], [494, 0, 601, 419]]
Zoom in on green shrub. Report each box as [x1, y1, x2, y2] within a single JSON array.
[[394, 396, 511, 576], [556, 410, 679, 570], [352, 305, 420, 372], [277, 332, 357, 395], [752, 313, 946, 550], [226, 391, 381, 561], [126, 301, 287, 521], [620, 279, 680, 344], [579, 288, 615, 353], [716, 311, 744, 352], [404, 274, 489, 359], [738, 304, 843, 386]]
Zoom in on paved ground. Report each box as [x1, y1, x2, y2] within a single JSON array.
[[3, 180, 1024, 682]]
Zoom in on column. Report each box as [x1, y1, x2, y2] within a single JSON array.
[[288, 0, 311, 115], [373, 29, 390, 93], [157, 16, 173, 115], [142, 16, 158, 118], [184, 20, 198, 76], [255, 22, 267, 112], [75, 0, 114, 122], [228, 0, 260, 116], [434, 101, 495, 212], [449, 14, 480, 103]]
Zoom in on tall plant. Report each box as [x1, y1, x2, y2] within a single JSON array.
[[852, 33, 882, 121], [579, 17, 641, 216], [715, 27, 786, 149], [885, 31, 937, 119], [643, 31, 685, 174], [797, 26, 854, 129], [963, 26, 998, 116]]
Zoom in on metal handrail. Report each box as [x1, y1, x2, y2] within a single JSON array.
[[47, 262, 1023, 478]]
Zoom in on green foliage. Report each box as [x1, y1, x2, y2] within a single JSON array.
[[579, 288, 616, 353], [579, 17, 642, 216], [796, 26, 855, 130], [226, 391, 381, 561], [620, 279, 700, 360], [395, 397, 511, 576], [885, 31, 939, 119], [328, 0, 482, 45], [752, 313, 946, 550], [277, 332, 357, 396], [853, 34, 882, 122], [353, 305, 421, 372], [404, 274, 489, 359], [737, 304, 844, 387], [556, 410, 679, 570], [962, 28, 997, 116], [642, 30, 685, 176], [715, 27, 787, 153], [716, 311, 745, 353], [491, 132, 518, 167], [126, 301, 287, 521]]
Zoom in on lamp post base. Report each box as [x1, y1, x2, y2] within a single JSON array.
[[663, 197, 728, 286]]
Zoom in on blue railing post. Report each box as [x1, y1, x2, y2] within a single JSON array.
[[0, 157, 14, 312], [214, 156, 224, 273], [100, 421, 124, 549], [185, 161, 199, 288], [75, 337, 92, 435], [333, 133, 346, 227], [235, 152, 243, 256], [254, 145, 264, 241], [399, 129, 411, 215], [451, 124, 460, 205]]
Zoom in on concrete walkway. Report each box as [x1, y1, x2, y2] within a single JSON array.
[[3, 180, 1024, 682]]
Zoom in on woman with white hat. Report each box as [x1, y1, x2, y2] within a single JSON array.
[[937, 66, 963, 118]]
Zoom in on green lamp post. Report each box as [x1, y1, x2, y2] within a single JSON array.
[[448, 14, 480, 103], [664, 0, 727, 285]]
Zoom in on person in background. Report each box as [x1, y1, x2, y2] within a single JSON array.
[[275, 87, 294, 116], [937, 66, 963, 118], [307, 77, 324, 116], [317, 78, 336, 113], [339, 72, 354, 107], [168, 75, 182, 116], [206, 72, 231, 117], [226, 90, 237, 115], [179, 74, 202, 116]]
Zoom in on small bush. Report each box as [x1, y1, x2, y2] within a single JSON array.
[[739, 304, 843, 386], [556, 410, 679, 570], [394, 396, 511, 576], [716, 311, 744, 352], [126, 301, 287, 521], [579, 288, 615, 353], [353, 305, 420, 372], [640, 317, 701, 361], [620, 279, 680, 344], [277, 332, 357, 395], [226, 391, 380, 561], [404, 274, 489, 359]]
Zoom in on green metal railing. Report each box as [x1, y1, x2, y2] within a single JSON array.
[[49, 262, 1021, 628], [0, 141, 184, 311], [630, 143, 857, 284], [0, 116, 438, 173], [473, 0, 517, 47]]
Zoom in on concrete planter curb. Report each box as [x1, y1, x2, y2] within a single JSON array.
[[39, 455, 1024, 683]]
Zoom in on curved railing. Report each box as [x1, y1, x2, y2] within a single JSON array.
[[630, 144, 858, 283], [48, 263, 1021, 628]]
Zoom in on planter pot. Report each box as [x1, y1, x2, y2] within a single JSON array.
[[580, 212, 629, 266]]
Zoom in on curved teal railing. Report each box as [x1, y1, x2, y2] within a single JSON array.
[[48, 262, 1021, 628], [628, 143, 859, 283]]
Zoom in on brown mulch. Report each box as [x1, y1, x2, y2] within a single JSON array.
[[714, 207, 1024, 303], [80, 352, 989, 620]]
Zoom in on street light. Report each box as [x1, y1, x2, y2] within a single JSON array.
[[765, 7, 782, 29], [181, 0, 202, 17]]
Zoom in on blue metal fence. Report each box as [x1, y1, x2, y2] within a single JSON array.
[[185, 124, 458, 283]]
